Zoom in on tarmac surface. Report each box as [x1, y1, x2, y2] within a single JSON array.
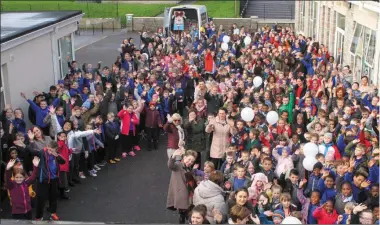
[[0, 31, 179, 223]]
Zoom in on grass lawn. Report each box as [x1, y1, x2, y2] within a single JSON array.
[[194, 0, 240, 18], [1, 1, 175, 17]]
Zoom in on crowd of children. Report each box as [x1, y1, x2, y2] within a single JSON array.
[[0, 19, 379, 224]]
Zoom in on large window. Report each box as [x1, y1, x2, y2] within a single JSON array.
[[299, 1, 306, 32], [308, 1, 318, 38], [58, 34, 73, 78], [335, 12, 345, 64], [336, 13, 345, 30], [349, 23, 377, 80], [0, 64, 7, 111]]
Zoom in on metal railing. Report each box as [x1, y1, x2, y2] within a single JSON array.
[[245, 2, 295, 20], [77, 17, 126, 36], [240, 0, 249, 18]]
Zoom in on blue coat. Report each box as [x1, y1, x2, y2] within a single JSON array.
[[27, 98, 59, 128]]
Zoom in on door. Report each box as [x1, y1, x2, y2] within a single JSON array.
[[164, 8, 170, 37]]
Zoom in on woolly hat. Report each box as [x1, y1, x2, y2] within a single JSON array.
[[324, 132, 333, 139], [149, 102, 156, 107]]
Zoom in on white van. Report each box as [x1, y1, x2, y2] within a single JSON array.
[[163, 5, 208, 39]]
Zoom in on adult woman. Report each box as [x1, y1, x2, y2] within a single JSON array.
[[206, 108, 236, 169], [167, 149, 197, 224], [118, 104, 140, 157], [28, 126, 52, 152], [223, 188, 255, 217], [193, 171, 226, 224], [164, 113, 185, 159], [189, 204, 210, 224], [184, 110, 206, 166]]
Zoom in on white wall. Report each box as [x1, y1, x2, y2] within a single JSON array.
[[0, 16, 82, 127], [1, 33, 55, 127]]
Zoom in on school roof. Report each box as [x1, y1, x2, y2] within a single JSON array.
[[0, 11, 82, 44]]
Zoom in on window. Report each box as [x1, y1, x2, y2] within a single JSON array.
[[337, 13, 345, 30], [299, 1, 306, 32], [201, 12, 207, 25], [0, 64, 7, 112], [350, 23, 363, 53], [365, 30, 376, 66], [59, 34, 73, 77], [350, 23, 377, 80]]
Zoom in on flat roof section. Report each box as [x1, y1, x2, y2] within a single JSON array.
[[1, 11, 82, 44]]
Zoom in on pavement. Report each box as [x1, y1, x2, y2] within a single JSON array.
[[0, 31, 179, 223]]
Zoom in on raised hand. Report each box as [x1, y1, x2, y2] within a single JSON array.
[[6, 159, 16, 170], [49, 105, 56, 115], [32, 156, 40, 167], [250, 214, 261, 224], [20, 92, 27, 99], [27, 130, 34, 141], [106, 82, 112, 90], [213, 208, 223, 224], [360, 180, 371, 189]]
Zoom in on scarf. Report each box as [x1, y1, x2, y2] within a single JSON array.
[[176, 124, 185, 147], [183, 166, 197, 201], [323, 142, 333, 157]]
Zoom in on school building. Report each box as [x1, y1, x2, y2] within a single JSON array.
[[295, 1, 380, 85], [0, 11, 83, 114]]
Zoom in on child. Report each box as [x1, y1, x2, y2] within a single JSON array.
[[304, 162, 323, 197], [194, 161, 215, 182], [231, 120, 249, 154], [104, 112, 121, 163], [225, 164, 250, 191], [248, 173, 268, 206], [219, 151, 235, 180], [35, 140, 66, 221], [272, 146, 294, 178], [145, 102, 162, 151], [297, 178, 321, 224], [5, 157, 40, 220], [318, 171, 337, 204], [85, 124, 104, 177], [312, 200, 339, 224], [278, 169, 301, 210], [338, 202, 355, 224], [258, 157, 276, 183], [238, 150, 251, 169], [274, 193, 297, 217], [244, 128, 260, 151], [118, 104, 140, 157], [318, 132, 341, 162], [335, 181, 356, 215], [271, 185, 282, 207], [57, 132, 71, 200], [246, 161, 255, 179]]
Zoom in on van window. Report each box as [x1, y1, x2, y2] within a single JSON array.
[[170, 9, 198, 31], [201, 12, 207, 25]]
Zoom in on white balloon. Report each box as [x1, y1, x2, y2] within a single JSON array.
[[223, 35, 230, 43], [244, 36, 252, 45], [253, 76, 263, 87], [304, 142, 319, 158], [303, 157, 318, 172], [221, 43, 228, 51], [241, 107, 254, 122], [282, 216, 302, 224], [266, 111, 279, 125]]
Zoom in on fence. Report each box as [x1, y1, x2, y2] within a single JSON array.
[[239, 0, 249, 18], [77, 17, 126, 35]]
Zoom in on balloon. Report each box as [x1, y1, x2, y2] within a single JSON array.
[[304, 142, 319, 157], [241, 107, 254, 122], [303, 157, 318, 172], [253, 76, 263, 87], [244, 36, 252, 45], [266, 111, 279, 125], [223, 35, 230, 43], [282, 216, 302, 224], [221, 43, 228, 51]]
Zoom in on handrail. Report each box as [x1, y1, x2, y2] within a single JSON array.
[[240, 0, 249, 18]]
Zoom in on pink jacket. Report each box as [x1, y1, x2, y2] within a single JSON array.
[[118, 110, 139, 136]]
